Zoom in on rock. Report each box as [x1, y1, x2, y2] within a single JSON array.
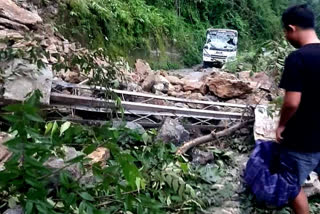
[[141, 73, 156, 92], [2, 59, 53, 105], [251, 72, 273, 91], [127, 82, 142, 92], [245, 90, 271, 105], [303, 172, 320, 197], [238, 70, 252, 81], [63, 71, 84, 83], [191, 148, 214, 165], [0, 17, 29, 31], [113, 121, 146, 134], [87, 147, 110, 166], [186, 93, 206, 101], [44, 146, 83, 179], [183, 79, 207, 95], [166, 75, 184, 85], [206, 72, 253, 99], [135, 59, 152, 83], [3, 206, 23, 214], [0, 29, 23, 39], [153, 83, 165, 93], [0, 132, 12, 170], [0, 0, 42, 28], [254, 105, 279, 141], [142, 73, 169, 93], [238, 71, 273, 91], [156, 118, 190, 146]]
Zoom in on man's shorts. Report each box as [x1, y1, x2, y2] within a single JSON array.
[[280, 146, 320, 186]]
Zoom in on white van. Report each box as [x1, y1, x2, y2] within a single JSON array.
[[203, 29, 238, 68]]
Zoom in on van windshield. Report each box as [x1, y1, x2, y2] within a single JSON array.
[[206, 31, 237, 51]]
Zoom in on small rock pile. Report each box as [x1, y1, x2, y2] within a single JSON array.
[[125, 59, 282, 106]]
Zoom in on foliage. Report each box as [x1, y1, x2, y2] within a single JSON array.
[[56, 0, 292, 68], [0, 92, 234, 213]]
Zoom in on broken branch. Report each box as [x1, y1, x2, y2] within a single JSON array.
[[176, 119, 254, 155]]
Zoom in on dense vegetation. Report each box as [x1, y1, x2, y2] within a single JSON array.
[[0, 91, 236, 214], [57, 0, 295, 68]]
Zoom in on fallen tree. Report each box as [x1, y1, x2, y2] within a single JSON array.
[[176, 119, 255, 155]]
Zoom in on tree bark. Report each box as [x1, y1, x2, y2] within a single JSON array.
[[176, 119, 254, 155]]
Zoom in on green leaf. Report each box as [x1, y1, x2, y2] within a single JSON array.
[[178, 183, 185, 198], [79, 192, 95, 201], [25, 201, 34, 214], [60, 121, 71, 136], [172, 179, 179, 193], [166, 196, 171, 206], [136, 177, 141, 193], [45, 122, 53, 135], [25, 113, 44, 123], [51, 121, 58, 137]]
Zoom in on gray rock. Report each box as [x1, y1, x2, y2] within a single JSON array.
[[0, 0, 42, 28], [4, 206, 23, 214], [113, 121, 146, 134], [2, 59, 53, 105], [191, 148, 214, 165], [156, 118, 190, 146], [127, 82, 142, 92], [44, 146, 83, 179]]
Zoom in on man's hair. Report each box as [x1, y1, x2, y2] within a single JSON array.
[[282, 4, 315, 30]]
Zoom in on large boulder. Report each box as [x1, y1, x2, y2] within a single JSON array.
[[142, 73, 169, 93], [206, 72, 253, 99], [134, 59, 152, 83], [156, 118, 190, 146], [181, 72, 209, 95], [0, 0, 42, 28], [238, 71, 273, 91], [166, 75, 184, 85], [2, 59, 53, 105]]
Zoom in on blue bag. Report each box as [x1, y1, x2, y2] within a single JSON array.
[[244, 140, 300, 207]]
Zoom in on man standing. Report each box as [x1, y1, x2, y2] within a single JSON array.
[[277, 4, 320, 214]]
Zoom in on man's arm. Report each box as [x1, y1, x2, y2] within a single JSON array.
[[276, 91, 302, 142]]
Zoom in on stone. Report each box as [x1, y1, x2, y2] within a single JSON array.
[[166, 75, 184, 85], [251, 72, 273, 91], [2, 59, 53, 105], [0, 132, 12, 171], [254, 105, 279, 141], [44, 146, 83, 179], [135, 59, 152, 83], [3, 206, 23, 214], [0, 29, 23, 39], [141, 73, 156, 92], [87, 147, 110, 166], [63, 71, 83, 83], [206, 72, 253, 99], [127, 82, 142, 92], [156, 118, 190, 146], [0, 0, 42, 28], [113, 121, 146, 134], [183, 79, 207, 95], [152, 83, 165, 93], [0, 17, 29, 31], [191, 148, 214, 165], [303, 172, 320, 197]]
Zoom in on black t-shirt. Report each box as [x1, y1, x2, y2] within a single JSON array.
[[279, 43, 320, 152]]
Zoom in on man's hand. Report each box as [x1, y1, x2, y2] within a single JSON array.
[[276, 126, 285, 143]]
